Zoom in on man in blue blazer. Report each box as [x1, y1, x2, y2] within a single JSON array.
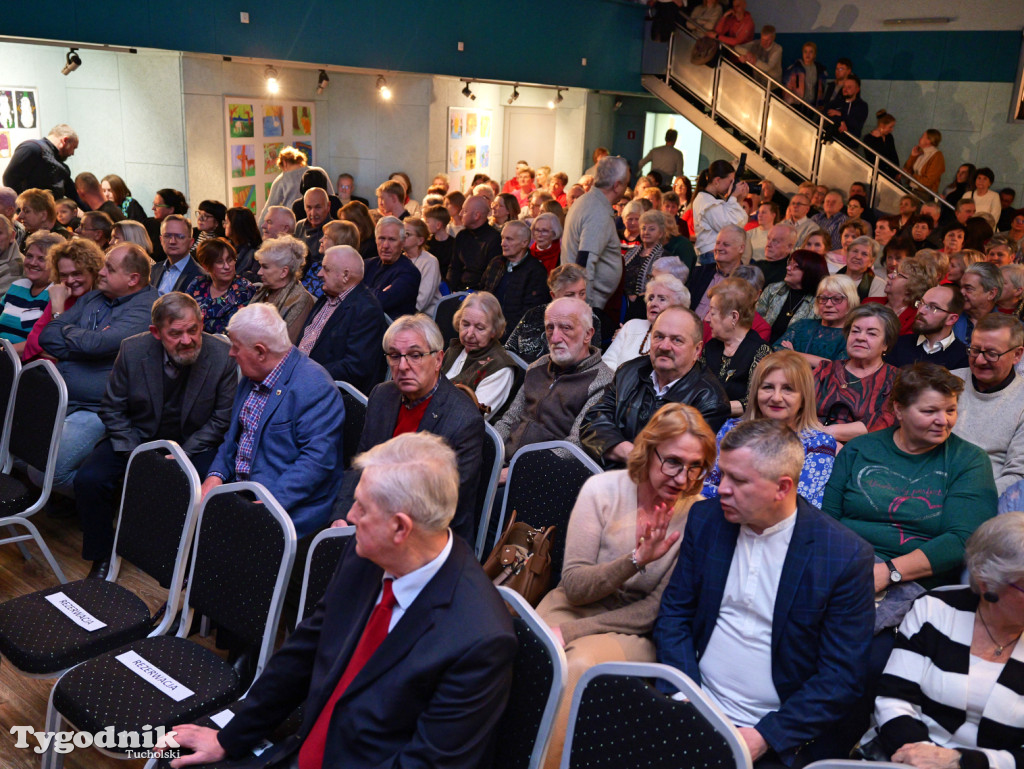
[[165, 433, 517, 769], [298, 245, 387, 393], [150, 215, 207, 294], [203, 302, 345, 539], [655, 420, 874, 767]]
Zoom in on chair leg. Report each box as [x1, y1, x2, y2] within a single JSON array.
[[1, 518, 67, 584], [41, 686, 65, 769], [5, 523, 34, 561]]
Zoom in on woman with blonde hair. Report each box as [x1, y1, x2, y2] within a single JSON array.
[[703, 350, 837, 505], [259, 145, 308, 225], [864, 254, 938, 335], [110, 219, 154, 254], [539, 403, 718, 769], [776, 273, 860, 366], [702, 277, 771, 416], [903, 129, 945, 193]]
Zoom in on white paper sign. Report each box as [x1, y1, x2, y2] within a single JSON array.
[[210, 710, 235, 728], [45, 592, 107, 632], [115, 650, 195, 702]]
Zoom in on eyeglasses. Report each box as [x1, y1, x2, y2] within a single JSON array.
[[967, 346, 1021, 362], [160, 233, 190, 241], [385, 350, 439, 365], [197, 213, 215, 221], [153, 203, 173, 210], [816, 294, 846, 305], [654, 448, 704, 479], [914, 300, 951, 314]]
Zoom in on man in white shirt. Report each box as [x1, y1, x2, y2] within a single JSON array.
[[885, 284, 969, 370], [738, 25, 784, 82], [655, 419, 874, 766]]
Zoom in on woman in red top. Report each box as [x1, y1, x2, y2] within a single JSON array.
[[709, 0, 754, 46], [530, 213, 562, 273], [862, 254, 937, 335]]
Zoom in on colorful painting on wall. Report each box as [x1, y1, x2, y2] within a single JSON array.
[[229, 103, 254, 138], [0, 87, 40, 181], [263, 105, 284, 137], [292, 106, 312, 136], [263, 142, 283, 174], [232, 144, 256, 178], [232, 184, 256, 213], [447, 107, 493, 192]]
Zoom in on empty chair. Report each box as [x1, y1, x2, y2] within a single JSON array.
[[433, 290, 472, 346], [493, 587, 568, 769], [493, 441, 602, 586], [474, 422, 505, 559], [42, 482, 296, 769], [561, 662, 752, 769], [0, 441, 199, 677], [0, 359, 68, 582], [336, 381, 368, 470]]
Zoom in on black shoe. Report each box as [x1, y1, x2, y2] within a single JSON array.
[[86, 559, 110, 580]]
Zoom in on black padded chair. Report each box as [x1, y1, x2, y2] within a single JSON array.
[[336, 381, 368, 470], [474, 422, 505, 559], [0, 338, 22, 472], [493, 441, 602, 586], [805, 762, 906, 769], [433, 290, 472, 346], [0, 359, 68, 583], [561, 662, 752, 769], [0, 441, 200, 677], [493, 587, 567, 769], [42, 482, 296, 769]]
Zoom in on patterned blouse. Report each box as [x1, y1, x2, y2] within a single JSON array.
[[814, 358, 898, 432], [302, 260, 325, 299], [703, 417, 838, 507], [756, 281, 816, 331], [774, 319, 848, 360], [187, 275, 255, 334]]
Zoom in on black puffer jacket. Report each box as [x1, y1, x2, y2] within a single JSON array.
[[580, 356, 730, 467]]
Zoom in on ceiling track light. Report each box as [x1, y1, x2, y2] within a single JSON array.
[[547, 89, 564, 109], [264, 65, 280, 94], [461, 79, 475, 100], [316, 69, 330, 95], [507, 85, 520, 105], [376, 75, 392, 100], [61, 48, 81, 76]]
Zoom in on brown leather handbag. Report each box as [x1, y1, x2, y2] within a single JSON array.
[[482, 511, 554, 607]]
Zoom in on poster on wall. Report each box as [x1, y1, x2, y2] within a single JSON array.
[[447, 107, 492, 194], [0, 87, 42, 180], [224, 97, 315, 216]]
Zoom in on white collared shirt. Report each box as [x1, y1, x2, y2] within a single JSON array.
[[699, 510, 797, 727], [650, 370, 681, 398], [379, 530, 453, 631], [918, 331, 957, 355]]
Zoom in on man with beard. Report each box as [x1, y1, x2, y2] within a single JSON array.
[[2, 124, 81, 204], [885, 284, 969, 370], [74, 292, 238, 578]]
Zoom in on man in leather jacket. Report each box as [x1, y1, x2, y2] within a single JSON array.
[[581, 306, 730, 467]]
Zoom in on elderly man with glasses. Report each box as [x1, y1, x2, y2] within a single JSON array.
[[330, 314, 485, 545]]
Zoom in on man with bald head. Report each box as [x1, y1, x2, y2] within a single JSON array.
[[447, 194, 501, 290], [295, 187, 332, 264], [495, 296, 613, 462], [299, 245, 388, 392], [752, 223, 798, 286]]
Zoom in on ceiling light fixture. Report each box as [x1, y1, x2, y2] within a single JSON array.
[[264, 65, 280, 94], [316, 69, 330, 95], [461, 80, 475, 100], [61, 48, 81, 76], [376, 75, 392, 100], [507, 85, 520, 105], [548, 89, 564, 109]]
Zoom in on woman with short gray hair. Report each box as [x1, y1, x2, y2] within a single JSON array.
[[602, 274, 689, 372], [247, 235, 315, 344], [866, 513, 1023, 769]]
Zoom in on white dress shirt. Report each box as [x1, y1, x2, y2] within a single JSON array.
[[380, 530, 453, 631]]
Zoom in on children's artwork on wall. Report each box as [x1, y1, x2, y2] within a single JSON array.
[[224, 97, 315, 218], [0, 87, 40, 180], [447, 107, 492, 193]]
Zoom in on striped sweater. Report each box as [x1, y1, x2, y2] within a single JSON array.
[[0, 279, 49, 342], [875, 586, 1024, 769]]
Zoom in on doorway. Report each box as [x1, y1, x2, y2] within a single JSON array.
[[503, 107, 557, 184]]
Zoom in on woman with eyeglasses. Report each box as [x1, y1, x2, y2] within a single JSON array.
[[702, 350, 837, 506], [775, 274, 860, 368], [862, 254, 938, 335], [703, 277, 771, 416], [756, 248, 829, 343], [530, 212, 562, 273], [145, 188, 188, 261], [537, 403, 717, 769]]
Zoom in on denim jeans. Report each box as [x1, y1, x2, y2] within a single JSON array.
[[28, 408, 106, 497]]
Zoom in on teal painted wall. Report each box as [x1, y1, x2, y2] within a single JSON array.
[[1, 0, 647, 93]]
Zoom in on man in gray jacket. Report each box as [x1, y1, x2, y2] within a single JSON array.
[[39, 242, 157, 495]]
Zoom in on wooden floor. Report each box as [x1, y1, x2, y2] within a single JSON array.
[[0, 508, 220, 769]]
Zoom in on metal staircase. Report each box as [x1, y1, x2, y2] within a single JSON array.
[[644, 22, 952, 213]]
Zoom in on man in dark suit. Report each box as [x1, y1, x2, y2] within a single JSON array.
[[151, 215, 206, 294], [363, 216, 421, 318], [164, 432, 517, 769], [298, 245, 387, 393], [331, 314, 485, 544], [203, 303, 345, 539], [655, 419, 874, 767], [74, 292, 237, 578]]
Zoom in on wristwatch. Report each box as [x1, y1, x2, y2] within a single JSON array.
[[630, 550, 646, 575], [885, 559, 903, 584]]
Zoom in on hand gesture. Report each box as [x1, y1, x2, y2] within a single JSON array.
[[158, 724, 226, 767], [910, 145, 923, 158], [634, 501, 680, 568], [891, 742, 961, 769], [48, 283, 70, 314], [779, 340, 794, 350], [732, 181, 750, 200]]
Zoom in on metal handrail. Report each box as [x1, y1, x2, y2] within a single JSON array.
[[667, 15, 953, 210]]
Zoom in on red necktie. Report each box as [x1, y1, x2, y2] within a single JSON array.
[[298, 579, 397, 769]]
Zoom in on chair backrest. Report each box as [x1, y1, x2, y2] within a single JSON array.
[[494, 587, 567, 769], [0, 339, 22, 470], [181, 482, 296, 680], [495, 441, 602, 586], [804, 762, 907, 769], [8, 360, 67, 494], [336, 381, 368, 470], [474, 422, 505, 559], [298, 527, 356, 621], [433, 291, 472, 346], [112, 441, 201, 609], [562, 662, 752, 769]]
